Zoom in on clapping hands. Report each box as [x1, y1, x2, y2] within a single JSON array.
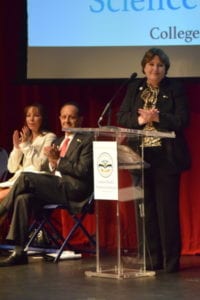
[[43, 144, 60, 170], [13, 126, 31, 148], [138, 108, 159, 125]]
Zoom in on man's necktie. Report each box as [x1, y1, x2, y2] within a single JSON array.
[[60, 137, 70, 158]]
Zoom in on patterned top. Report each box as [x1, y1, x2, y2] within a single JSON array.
[[141, 84, 161, 147]]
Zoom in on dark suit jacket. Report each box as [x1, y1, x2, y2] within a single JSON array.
[[42, 132, 93, 213], [117, 77, 191, 172]]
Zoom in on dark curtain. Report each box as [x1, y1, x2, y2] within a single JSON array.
[[1, 1, 200, 254]]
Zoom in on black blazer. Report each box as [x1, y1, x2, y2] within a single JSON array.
[[117, 77, 191, 172], [42, 132, 93, 213]]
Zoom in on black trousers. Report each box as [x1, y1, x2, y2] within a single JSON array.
[[0, 172, 68, 247], [144, 165, 181, 271]]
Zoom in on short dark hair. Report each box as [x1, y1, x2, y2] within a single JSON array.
[[60, 101, 83, 116], [141, 48, 170, 74]]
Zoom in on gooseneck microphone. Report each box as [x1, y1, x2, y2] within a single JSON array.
[[97, 72, 137, 127]]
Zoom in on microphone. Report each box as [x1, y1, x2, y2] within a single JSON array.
[[97, 72, 137, 127]]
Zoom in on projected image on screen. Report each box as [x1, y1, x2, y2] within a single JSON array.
[[27, 1, 200, 79]]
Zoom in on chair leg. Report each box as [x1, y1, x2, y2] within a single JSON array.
[[25, 219, 47, 251], [53, 219, 80, 263], [54, 214, 96, 263], [25, 197, 96, 262], [25, 215, 64, 252], [42, 217, 64, 247], [74, 217, 96, 247]]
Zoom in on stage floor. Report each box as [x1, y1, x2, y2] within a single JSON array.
[[0, 253, 200, 300]]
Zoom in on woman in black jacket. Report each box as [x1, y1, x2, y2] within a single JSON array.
[[118, 47, 191, 273]]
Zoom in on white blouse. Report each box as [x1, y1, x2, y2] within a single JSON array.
[[3, 131, 56, 186]]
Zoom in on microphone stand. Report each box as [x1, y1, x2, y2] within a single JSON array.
[[97, 72, 137, 127]]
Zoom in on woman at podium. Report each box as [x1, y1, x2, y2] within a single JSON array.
[[117, 47, 191, 273]]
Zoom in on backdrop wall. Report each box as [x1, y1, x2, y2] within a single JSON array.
[[1, 1, 200, 255]]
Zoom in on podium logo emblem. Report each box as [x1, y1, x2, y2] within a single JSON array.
[[97, 152, 113, 178]]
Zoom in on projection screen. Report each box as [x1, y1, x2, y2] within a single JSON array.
[[27, 1, 200, 79]]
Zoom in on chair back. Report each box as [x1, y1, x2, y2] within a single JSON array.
[[0, 147, 8, 182]]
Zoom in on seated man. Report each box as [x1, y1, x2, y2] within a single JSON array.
[[0, 101, 93, 266]]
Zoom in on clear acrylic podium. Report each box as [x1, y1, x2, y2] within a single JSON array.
[[64, 127, 175, 279]]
